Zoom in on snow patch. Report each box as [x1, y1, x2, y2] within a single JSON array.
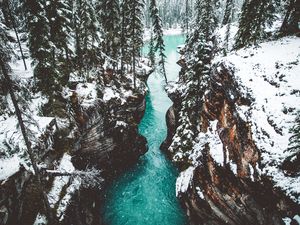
[[176, 166, 195, 196], [0, 155, 20, 181], [48, 154, 75, 208]]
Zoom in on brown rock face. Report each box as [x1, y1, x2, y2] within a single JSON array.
[[164, 63, 300, 225], [70, 92, 147, 179]]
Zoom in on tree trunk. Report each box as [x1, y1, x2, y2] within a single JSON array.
[[222, 0, 233, 25], [280, 0, 300, 35], [0, 60, 56, 224]]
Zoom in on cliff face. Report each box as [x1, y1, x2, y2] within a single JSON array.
[[70, 91, 147, 178], [164, 37, 300, 224], [0, 65, 151, 225]]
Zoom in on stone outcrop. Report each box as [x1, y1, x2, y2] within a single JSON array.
[[70, 92, 147, 178], [163, 63, 300, 225], [0, 78, 149, 225]]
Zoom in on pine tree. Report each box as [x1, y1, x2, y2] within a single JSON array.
[[74, 0, 102, 78], [0, 20, 13, 66], [183, 0, 216, 126], [185, 0, 189, 33], [234, 0, 277, 49], [0, 19, 57, 222], [222, 0, 234, 25], [222, 0, 234, 52], [120, 0, 130, 75], [127, 0, 144, 89], [98, 0, 121, 61], [2, 0, 27, 70], [150, 0, 167, 83], [46, 0, 72, 86], [288, 111, 300, 153], [22, 0, 59, 96], [148, 31, 156, 66]]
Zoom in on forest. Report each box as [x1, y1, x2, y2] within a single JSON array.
[[0, 0, 299, 225]]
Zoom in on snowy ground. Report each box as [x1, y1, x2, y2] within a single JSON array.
[[175, 36, 300, 204], [218, 36, 300, 203], [0, 59, 56, 181]]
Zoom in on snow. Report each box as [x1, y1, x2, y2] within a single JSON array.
[[33, 213, 47, 225], [0, 155, 20, 181], [217, 36, 300, 203], [57, 176, 81, 221], [75, 83, 97, 108], [196, 186, 205, 199], [185, 120, 224, 167], [294, 215, 300, 224], [48, 154, 75, 208], [215, 23, 239, 51], [0, 115, 55, 175], [116, 121, 128, 127], [164, 28, 183, 36], [283, 215, 300, 225], [176, 166, 195, 196], [103, 87, 121, 102], [46, 153, 83, 221]]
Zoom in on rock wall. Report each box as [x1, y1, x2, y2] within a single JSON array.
[[0, 84, 148, 225], [163, 63, 300, 225]]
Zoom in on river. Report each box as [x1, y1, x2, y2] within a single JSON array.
[[103, 35, 187, 225]]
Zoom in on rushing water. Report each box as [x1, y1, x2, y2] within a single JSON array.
[[103, 35, 187, 225]]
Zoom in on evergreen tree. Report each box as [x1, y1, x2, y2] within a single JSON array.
[[127, 0, 144, 89], [22, 0, 58, 96], [98, 0, 121, 61], [222, 0, 234, 25], [46, 0, 72, 85], [234, 0, 277, 49], [182, 0, 217, 131], [222, 0, 234, 52], [74, 0, 102, 78], [288, 111, 300, 153], [0, 13, 56, 222], [0, 19, 13, 66], [120, 0, 131, 75], [2, 0, 27, 70], [0, 15, 13, 112], [150, 0, 167, 83], [148, 31, 156, 66]]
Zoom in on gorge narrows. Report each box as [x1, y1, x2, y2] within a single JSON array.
[[102, 35, 187, 225]]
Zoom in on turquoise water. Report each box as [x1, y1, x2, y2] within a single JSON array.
[[103, 35, 187, 225]]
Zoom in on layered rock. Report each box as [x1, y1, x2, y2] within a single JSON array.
[[0, 67, 150, 225], [163, 37, 300, 224]]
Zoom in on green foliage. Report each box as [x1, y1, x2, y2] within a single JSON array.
[[98, 0, 121, 60], [0, 20, 13, 65], [74, 0, 102, 77], [22, 0, 58, 95], [148, 32, 155, 66], [150, 0, 167, 82], [288, 111, 300, 152], [234, 0, 278, 49]]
